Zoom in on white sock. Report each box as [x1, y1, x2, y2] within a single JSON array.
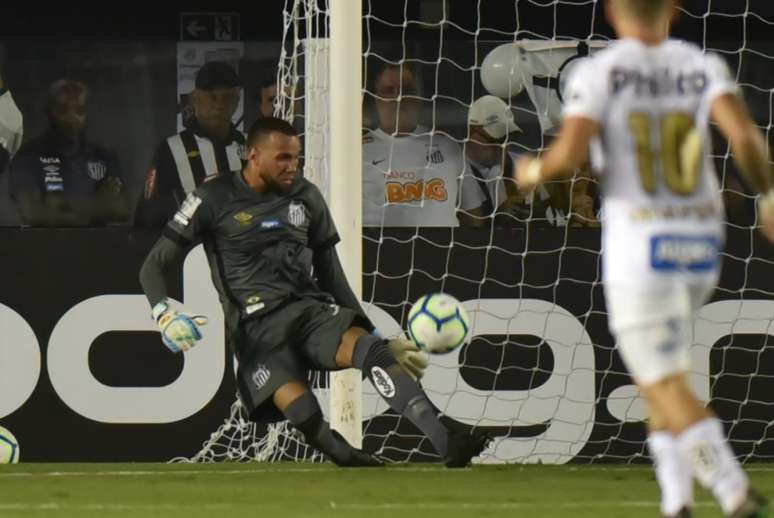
[[648, 431, 693, 516], [677, 417, 749, 515]]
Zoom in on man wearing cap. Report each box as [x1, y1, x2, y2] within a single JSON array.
[[460, 95, 539, 228], [134, 60, 246, 227], [462, 95, 599, 228], [362, 62, 465, 227]]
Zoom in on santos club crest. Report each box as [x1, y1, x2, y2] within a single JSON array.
[[288, 201, 307, 227]]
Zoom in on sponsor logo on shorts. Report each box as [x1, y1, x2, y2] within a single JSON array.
[[371, 366, 396, 398], [252, 365, 271, 390], [650, 235, 719, 272]]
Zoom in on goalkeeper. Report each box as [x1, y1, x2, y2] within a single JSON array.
[[139, 117, 489, 467]]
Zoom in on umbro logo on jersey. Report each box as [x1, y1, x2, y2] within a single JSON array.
[[234, 211, 254, 225]]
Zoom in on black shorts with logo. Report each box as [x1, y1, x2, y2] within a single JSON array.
[[235, 298, 364, 423]]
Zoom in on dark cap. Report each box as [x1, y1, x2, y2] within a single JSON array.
[[195, 61, 239, 90]]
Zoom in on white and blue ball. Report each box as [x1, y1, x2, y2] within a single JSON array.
[[0, 426, 19, 464], [407, 293, 470, 354]]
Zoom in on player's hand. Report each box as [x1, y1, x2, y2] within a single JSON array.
[[514, 156, 543, 192], [758, 190, 774, 242], [152, 299, 208, 353], [388, 338, 429, 380]]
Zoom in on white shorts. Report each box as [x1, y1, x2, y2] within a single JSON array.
[[605, 277, 717, 386]]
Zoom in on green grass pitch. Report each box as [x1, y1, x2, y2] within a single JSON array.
[[0, 463, 771, 517]]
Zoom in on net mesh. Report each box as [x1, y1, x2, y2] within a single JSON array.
[[176, 0, 774, 465]]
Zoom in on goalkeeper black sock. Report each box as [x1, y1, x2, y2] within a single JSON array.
[[283, 391, 353, 465], [353, 334, 449, 457]]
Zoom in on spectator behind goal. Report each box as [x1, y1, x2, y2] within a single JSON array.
[[362, 62, 465, 227], [8, 79, 127, 226], [134, 60, 245, 227]]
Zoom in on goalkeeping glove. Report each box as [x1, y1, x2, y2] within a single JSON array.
[[152, 299, 209, 353], [387, 338, 429, 380]]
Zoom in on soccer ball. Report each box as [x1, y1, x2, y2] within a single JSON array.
[[0, 426, 19, 464], [407, 293, 470, 354], [481, 43, 526, 98]]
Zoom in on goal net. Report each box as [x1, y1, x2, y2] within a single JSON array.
[[178, 0, 774, 465]]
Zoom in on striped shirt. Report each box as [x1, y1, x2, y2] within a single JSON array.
[[134, 121, 245, 227]]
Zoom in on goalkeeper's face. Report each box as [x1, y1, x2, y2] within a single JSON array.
[[251, 132, 301, 193]]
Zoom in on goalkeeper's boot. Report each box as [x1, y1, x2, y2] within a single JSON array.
[[444, 431, 492, 468], [329, 430, 384, 468], [336, 449, 384, 468], [663, 507, 692, 518], [727, 488, 769, 518]]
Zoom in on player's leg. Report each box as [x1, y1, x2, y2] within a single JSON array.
[[272, 380, 382, 467], [335, 327, 489, 467], [618, 322, 698, 516], [618, 320, 762, 517], [645, 398, 694, 518], [236, 304, 380, 467]]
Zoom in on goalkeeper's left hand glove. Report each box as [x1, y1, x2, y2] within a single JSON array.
[[152, 299, 208, 353], [388, 338, 429, 380]]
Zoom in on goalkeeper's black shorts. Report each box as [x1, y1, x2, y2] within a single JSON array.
[[234, 298, 366, 423]]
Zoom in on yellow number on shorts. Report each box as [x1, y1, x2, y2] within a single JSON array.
[[629, 112, 702, 196]]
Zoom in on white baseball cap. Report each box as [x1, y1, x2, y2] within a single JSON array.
[[467, 95, 521, 139]]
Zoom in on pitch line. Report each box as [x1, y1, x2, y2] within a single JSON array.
[[0, 501, 718, 512], [0, 465, 772, 478]]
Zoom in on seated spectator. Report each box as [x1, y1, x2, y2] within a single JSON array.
[[460, 95, 545, 227], [541, 164, 600, 228], [134, 61, 245, 227], [362, 62, 463, 227], [8, 79, 127, 227]]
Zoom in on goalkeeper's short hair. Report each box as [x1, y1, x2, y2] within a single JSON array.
[[614, 0, 672, 22]]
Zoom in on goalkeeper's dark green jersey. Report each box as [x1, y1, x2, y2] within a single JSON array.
[[160, 170, 347, 321]]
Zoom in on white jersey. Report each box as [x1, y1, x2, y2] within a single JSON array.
[[362, 127, 462, 227], [563, 39, 737, 301]]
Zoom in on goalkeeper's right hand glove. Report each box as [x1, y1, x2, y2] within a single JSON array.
[[152, 299, 208, 353], [387, 338, 429, 380]]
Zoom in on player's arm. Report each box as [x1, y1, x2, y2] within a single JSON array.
[[514, 117, 600, 190], [711, 93, 774, 241], [313, 244, 370, 326], [139, 192, 211, 352], [711, 94, 773, 194]]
